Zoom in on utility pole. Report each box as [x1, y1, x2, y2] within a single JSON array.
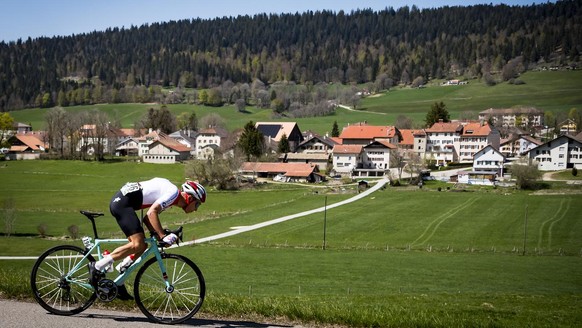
[[323, 196, 327, 250], [522, 205, 528, 256]]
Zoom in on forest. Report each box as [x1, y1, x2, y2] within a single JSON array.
[[0, 0, 581, 112]]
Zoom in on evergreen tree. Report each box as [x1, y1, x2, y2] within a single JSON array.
[[277, 134, 290, 153], [425, 102, 450, 127], [331, 121, 340, 137], [238, 121, 264, 161]]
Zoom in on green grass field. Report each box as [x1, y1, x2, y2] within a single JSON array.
[[9, 70, 582, 134], [1, 160, 582, 327]]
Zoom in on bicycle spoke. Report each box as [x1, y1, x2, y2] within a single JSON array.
[[135, 254, 205, 324], [31, 245, 96, 316]]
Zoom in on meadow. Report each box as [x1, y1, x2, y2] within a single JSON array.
[[1, 160, 581, 327], [9, 70, 582, 134]]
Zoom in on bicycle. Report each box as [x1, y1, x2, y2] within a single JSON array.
[[30, 210, 206, 324]]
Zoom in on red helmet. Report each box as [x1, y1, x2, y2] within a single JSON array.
[[181, 181, 206, 203]]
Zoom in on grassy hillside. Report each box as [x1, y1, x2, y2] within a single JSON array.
[[1, 160, 581, 327], [9, 70, 582, 135]]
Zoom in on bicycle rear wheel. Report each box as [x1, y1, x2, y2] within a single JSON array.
[[30, 245, 97, 315], [134, 253, 205, 324]]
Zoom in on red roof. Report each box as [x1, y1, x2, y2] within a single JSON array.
[[332, 144, 363, 154], [339, 125, 398, 139], [399, 129, 424, 145], [426, 122, 463, 133], [240, 162, 318, 177], [461, 122, 492, 137]]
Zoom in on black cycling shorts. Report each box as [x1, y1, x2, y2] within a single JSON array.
[[109, 189, 144, 237]]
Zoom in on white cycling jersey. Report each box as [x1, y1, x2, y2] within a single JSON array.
[[138, 178, 180, 211]]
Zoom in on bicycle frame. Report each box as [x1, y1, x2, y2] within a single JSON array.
[[72, 236, 170, 291]]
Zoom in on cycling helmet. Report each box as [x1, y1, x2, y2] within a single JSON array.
[[181, 181, 206, 203]]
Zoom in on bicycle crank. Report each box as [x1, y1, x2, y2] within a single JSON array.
[[96, 279, 118, 302]]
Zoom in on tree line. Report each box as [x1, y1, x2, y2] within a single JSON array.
[[1, 1, 581, 112]]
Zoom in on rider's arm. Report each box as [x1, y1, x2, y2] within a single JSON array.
[[145, 203, 166, 239]]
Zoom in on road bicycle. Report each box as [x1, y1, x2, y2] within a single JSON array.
[[30, 210, 205, 324]]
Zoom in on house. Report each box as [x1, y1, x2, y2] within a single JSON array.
[[559, 119, 578, 135], [399, 129, 426, 158], [169, 130, 198, 156], [458, 122, 500, 163], [478, 107, 543, 128], [499, 134, 542, 158], [195, 128, 221, 159], [424, 121, 463, 165], [13, 122, 32, 134], [473, 145, 506, 176], [338, 123, 401, 145], [7, 133, 48, 160], [142, 137, 192, 164], [239, 162, 323, 183], [295, 134, 338, 154], [331, 144, 363, 175], [115, 137, 139, 156], [526, 134, 582, 171], [354, 140, 397, 178], [198, 143, 220, 160], [255, 122, 304, 150]]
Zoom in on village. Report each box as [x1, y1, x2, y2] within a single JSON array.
[[3, 106, 582, 187]]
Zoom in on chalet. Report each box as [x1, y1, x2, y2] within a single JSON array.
[[526, 134, 582, 171], [473, 145, 506, 176], [7, 134, 47, 160], [499, 134, 542, 158], [255, 122, 304, 150], [295, 134, 338, 154], [195, 128, 222, 159]]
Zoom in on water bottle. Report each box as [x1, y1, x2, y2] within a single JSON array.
[[115, 254, 135, 273], [102, 250, 114, 272], [82, 236, 94, 249]]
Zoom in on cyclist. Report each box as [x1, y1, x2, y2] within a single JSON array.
[[89, 178, 206, 300]]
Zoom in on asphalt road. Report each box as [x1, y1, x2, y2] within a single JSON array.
[[0, 299, 302, 328]]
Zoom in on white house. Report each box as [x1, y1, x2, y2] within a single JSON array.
[[142, 138, 192, 164], [195, 128, 221, 159], [473, 145, 505, 176], [424, 121, 463, 165], [499, 135, 542, 158], [527, 135, 582, 171], [332, 144, 363, 175], [458, 122, 500, 163]]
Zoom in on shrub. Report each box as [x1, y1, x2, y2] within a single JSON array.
[[67, 225, 79, 239], [37, 223, 48, 238], [573, 167, 578, 177]]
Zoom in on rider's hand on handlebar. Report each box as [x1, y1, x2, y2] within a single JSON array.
[[162, 233, 178, 246]]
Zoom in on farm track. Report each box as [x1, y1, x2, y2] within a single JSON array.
[[410, 196, 479, 247], [537, 197, 571, 251]]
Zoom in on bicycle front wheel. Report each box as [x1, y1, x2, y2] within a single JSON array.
[[134, 253, 205, 324], [30, 245, 97, 315]]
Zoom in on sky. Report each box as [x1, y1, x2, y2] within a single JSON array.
[[0, 0, 555, 43]]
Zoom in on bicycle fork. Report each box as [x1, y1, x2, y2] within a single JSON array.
[[155, 251, 174, 293]]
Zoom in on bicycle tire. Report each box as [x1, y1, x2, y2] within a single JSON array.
[[134, 253, 205, 324], [30, 245, 97, 315]]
